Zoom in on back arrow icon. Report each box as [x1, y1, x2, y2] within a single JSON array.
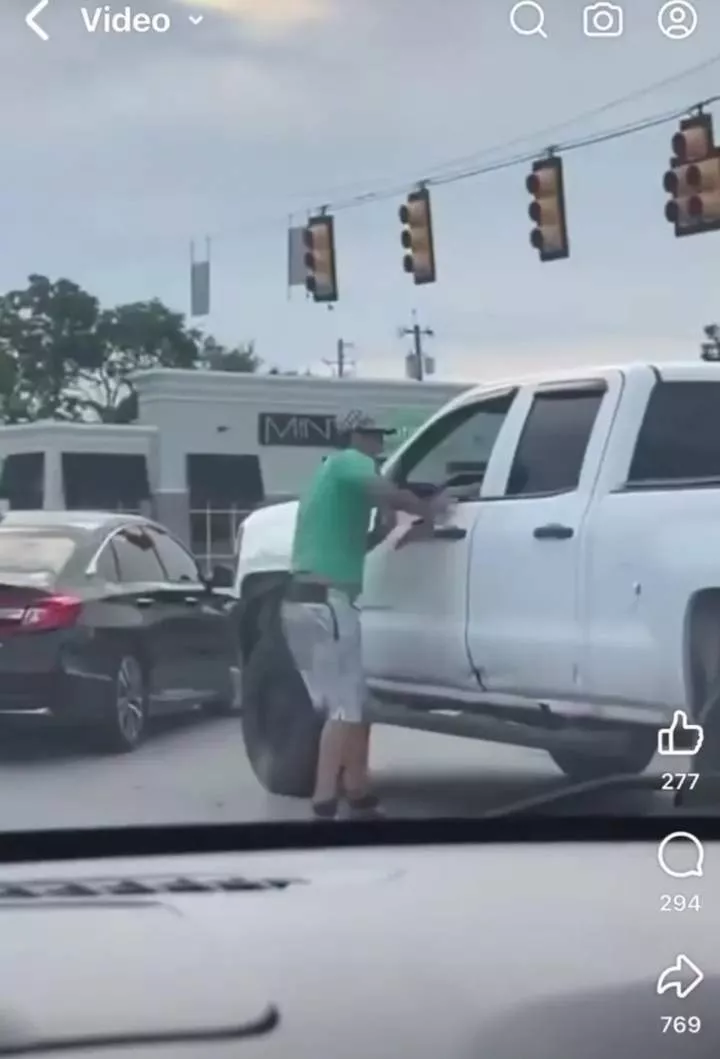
[[26, 0, 50, 41]]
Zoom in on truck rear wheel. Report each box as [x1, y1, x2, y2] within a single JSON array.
[[241, 617, 322, 798], [548, 728, 656, 783]]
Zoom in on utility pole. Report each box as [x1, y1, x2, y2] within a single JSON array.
[[399, 311, 434, 381], [701, 324, 720, 361], [324, 338, 355, 378]]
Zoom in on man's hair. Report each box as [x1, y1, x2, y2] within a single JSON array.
[[334, 431, 352, 449]]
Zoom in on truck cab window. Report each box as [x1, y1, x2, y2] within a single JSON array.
[[628, 381, 720, 483], [506, 388, 604, 496], [397, 392, 516, 493]]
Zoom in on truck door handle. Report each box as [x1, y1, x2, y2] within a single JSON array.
[[183, 596, 199, 606], [135, 597, 154, 608], [533, 523, 574, 540], [432, 526, 467, 541]]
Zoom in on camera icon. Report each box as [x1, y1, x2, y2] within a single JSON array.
[[583, 2, 624, 36]]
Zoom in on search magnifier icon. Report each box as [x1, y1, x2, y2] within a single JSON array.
[[509, 1, 548, 37]]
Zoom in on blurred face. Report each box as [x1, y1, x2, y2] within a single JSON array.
[[353, 431, 386, 459]]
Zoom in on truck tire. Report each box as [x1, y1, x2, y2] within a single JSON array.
[[548, 728, 656, 782], [241, 615, 322, 798]]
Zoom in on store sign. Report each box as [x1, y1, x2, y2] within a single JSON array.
[[258, 413, 337, 447], [258, 408, 433, 451]]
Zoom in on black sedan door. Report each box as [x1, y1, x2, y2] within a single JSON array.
[[107, 527, 198, 712], [145, 526, 237, 706]]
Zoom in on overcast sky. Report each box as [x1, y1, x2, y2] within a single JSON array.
[[2, 0, 720, 382]]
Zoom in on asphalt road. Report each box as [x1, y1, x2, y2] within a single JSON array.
[[0, 711, 679, 831]]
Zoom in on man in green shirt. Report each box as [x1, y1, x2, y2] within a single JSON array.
[[282, 409, 448, 820]]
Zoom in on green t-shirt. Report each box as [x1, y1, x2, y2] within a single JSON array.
[[291, 448, 378, 595]]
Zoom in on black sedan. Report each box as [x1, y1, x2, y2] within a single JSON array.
[[0, 511, 240, 753]]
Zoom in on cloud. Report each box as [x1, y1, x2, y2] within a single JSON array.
[[175, 0, 332, 32]]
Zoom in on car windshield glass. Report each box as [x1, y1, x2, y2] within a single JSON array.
[[0, 533, 75, 575], [3, 1, 720, 833]]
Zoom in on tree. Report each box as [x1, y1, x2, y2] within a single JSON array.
[[199, 338, 260, 374], [0, 275, 256, 425], [73, 300, 203, 423], [0, 275, 103, 422]]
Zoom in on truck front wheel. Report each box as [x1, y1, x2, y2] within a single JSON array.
[[548, 727, 657, 783], [241, 611, 322, 798]]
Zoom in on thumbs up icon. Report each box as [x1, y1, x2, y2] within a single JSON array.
[[657, 711, 704, 756]]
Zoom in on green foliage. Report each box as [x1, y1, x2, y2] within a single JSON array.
[[0, 275, 258, 424], [198, 338, 261, 374]]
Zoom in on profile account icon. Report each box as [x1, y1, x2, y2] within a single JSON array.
[[658, 1, 698, 39]]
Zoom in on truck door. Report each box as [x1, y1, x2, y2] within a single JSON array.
[[360, 388, 520, 691], [465, 375, 623, 701]]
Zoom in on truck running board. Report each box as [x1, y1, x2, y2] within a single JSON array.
[[366, 697, 633, 757]]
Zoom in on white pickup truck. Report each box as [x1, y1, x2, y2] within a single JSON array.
[[233, 361, 720, 797]]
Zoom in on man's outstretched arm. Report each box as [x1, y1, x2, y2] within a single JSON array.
[[364, 475, 442, 519]]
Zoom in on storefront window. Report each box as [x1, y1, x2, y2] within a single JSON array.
[[187, 454, 264, 574]]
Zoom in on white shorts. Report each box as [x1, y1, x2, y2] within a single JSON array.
[[280, 588, 368, 724]]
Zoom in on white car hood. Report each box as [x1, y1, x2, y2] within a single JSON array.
[[236, 501, 298, 582]]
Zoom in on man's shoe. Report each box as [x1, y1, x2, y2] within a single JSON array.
[[344, 793, 385, 820], [311, 798, 339, 821]]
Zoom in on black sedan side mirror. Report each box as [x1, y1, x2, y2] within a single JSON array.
[[207, 565, 234, 590]]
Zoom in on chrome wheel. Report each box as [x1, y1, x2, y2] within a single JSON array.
[[115, 656, 146, 747]]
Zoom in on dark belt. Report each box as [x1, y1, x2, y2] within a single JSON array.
[[285, 579, 330, 604]]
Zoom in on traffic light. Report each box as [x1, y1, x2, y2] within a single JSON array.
[[526, 156, 569, 262], [399, 188, 436, 284], [664, 114, 720, 238], [303, 214, 338, 302]]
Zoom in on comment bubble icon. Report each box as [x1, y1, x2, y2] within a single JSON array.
[[658, 832, 704, 879]]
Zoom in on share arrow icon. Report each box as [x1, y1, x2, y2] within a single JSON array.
[[26, 0, 50, 40]]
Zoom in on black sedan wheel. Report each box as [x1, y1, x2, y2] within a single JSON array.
[[97, 655, 148, 754], [205, 651, 243, 717]]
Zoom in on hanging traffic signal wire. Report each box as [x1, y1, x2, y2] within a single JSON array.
[[320, 100, 720, 217], [289, 95, 720, 297], [292, 53, 720, 220], [161, 53, 720, 257]]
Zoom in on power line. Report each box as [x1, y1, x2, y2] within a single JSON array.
[[411, 50, 720, 182], [319, 95, 720, 214], [188, 54, 720, 244], [39, 56, 720, 273]]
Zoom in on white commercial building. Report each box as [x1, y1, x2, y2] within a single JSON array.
[[0, 370, 469, 570]]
